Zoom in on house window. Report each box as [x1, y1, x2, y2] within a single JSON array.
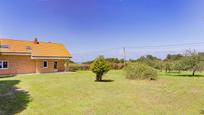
[[0, 62, 2, 68], [43, 61, 48, 68], [0, 61, 8, 69], [54, 62, 58, 69], [0, 45, 9, 48]]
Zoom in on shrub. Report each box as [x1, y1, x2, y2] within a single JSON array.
[[90, 56, 111, 81], [69, 64, 90, 72], [124, 62, 158, 80], [111, 63, 125, 70]]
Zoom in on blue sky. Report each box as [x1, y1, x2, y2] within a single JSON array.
[[0, 0, 204, 62]]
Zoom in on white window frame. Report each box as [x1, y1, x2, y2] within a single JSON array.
[[43, 60, 48, 68], [0, 60, 9, 69]]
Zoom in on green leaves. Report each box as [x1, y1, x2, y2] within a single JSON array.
[[124, 62, 158, 80], [90, 56, 111, 80], [179, 50, 204, 75]]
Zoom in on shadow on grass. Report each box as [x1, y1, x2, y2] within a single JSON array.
[[166, 71, 181, 74], [200, 109, 204, 114], [165, 73, 204, 77], [95, 80, 114, 82], [0, 80, 31, 115], [0, 75, 16, 78]]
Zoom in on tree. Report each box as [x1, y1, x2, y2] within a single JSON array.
[[163, 54, 184, 72], [83, 58, 124, 64], [34, 38, 38, 42], [172, 60, 183, 72], [163, 61, 173, 72], [198, 52, 204, 56], [90, 56, 111, 81], [136, 55, 162, 70], [165, 54, 183, 61], [181, 50, 204, 76], [69, 60, 75, 64]]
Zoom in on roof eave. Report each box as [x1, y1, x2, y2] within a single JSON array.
[[0, 52, 31, 55], [31, 56, 71, 60]]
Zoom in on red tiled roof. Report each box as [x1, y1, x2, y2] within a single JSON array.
[[0, 38, 72, 58]]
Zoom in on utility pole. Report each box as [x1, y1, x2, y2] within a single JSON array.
[[123, 47, 126, 65]]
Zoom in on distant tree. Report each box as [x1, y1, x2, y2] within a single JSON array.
[[137, 55, 161, 61], [157, 61, 164, 72], [82, 60, 94, 64], [105, 58, 120, 63], [146, 55, 161, 60], [69, 60, 75, 64], [90, 56, 111, 81], [129, 59, 136, 62], [163, 53, 185, 72], [181, 50, 204, 76], [34, 38, 38, 42], [198, 52, 204, 57], [172, 60, 184, 72], [163, 61, 173, 72], [83, 58, 124, 64], [165, 54, 184, 61], [136, 55, 162, 70]]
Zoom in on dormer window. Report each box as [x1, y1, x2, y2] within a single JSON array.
[[0, 45, 9, 48]]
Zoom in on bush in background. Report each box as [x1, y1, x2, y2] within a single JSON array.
[[111, 63, 125, 70], [69, 63, 125, 72], [69, 64, 90, 72], [124, 62, 158, 80]]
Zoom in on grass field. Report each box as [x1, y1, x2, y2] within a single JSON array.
[[1, 70, 204, 115]]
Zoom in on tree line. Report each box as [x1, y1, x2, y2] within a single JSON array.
[[82, 58, 125, 64], [70, 50, 204, 76], [129, 50, 204, 76]]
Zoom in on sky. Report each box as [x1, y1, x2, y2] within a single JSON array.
[[0, 0, 204, 62]]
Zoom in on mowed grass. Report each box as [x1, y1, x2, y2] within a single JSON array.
[[1, 71, 204, 115]]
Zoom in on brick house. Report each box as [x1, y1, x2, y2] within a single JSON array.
[[0, 38, 72, 75]]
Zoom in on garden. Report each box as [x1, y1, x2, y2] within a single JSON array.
[[1, 50, 204, 115]]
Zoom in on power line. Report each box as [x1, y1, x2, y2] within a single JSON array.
[[72, 41, 204, 55], [126, 42, 204, 49], [71, 47, 122, 55]]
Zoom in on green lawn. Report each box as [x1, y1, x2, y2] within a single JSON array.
[[1, 70, 204, 115]]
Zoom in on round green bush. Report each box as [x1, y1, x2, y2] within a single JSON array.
[[90, 56, 111, 81], [124, 62, 158, 80]]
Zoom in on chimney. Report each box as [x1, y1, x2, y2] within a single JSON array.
[[34, 38, 39, 44]]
